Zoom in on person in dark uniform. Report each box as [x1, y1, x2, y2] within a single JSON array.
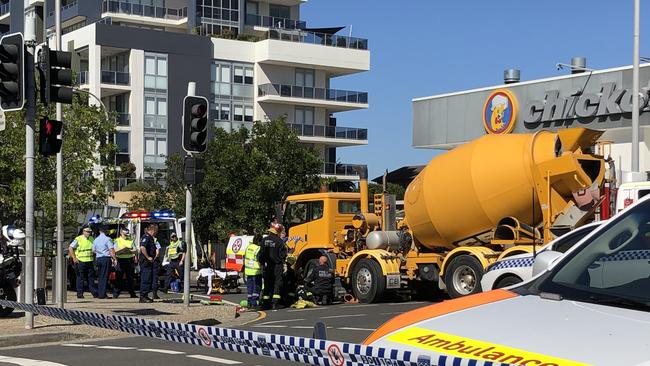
[[261, 223, 287, 310], [139, 223, 159, 303], [305, 255, 333, 305], [281, 255, 298, 307]]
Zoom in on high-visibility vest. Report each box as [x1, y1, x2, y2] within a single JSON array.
[[74, 235, 94, 262], [115, 237, 134, 259], [168, 240, 182, 260], [244, 243, 262, 276]]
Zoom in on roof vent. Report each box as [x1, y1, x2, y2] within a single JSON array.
[[571, 57, 587, 74], [504, 69, 520, 84]]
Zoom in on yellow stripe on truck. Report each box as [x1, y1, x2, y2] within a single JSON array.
[[387, 327, 588, 366]]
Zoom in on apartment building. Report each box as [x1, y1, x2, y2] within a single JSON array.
[[0, 0, 370, 187]]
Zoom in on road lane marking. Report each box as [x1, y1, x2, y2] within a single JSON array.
[[257, 318, 306, 325], [138, 348, 185, 355], [0, 356, 68, 366], [289, 326, 331, 329], [338, 327, 375, 331], [96, 346, 136, 350], [187, 354, 242, 364], [61, 344, 95, 348], [287, 308, 325, 312], [251, 325, 287, 328], [321, 314, 367, 319]]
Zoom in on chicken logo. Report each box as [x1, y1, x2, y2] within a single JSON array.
[[483, 89, 518, 134]]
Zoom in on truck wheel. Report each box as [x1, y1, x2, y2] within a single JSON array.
[[495, 275, 523, 289], [444, 255, 483, 298], [0, 285, 17, 317], [351, 259, 385, 303]]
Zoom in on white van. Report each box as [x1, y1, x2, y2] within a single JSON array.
[[615, 181, 650, 213]]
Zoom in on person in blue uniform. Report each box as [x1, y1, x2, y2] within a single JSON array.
[[92, 224, 118, 299], [139, 223, 159, 303]]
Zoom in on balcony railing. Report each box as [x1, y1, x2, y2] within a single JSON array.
[[322, 163, 364, 177], [268, 29, 368, 50], [289, 123, 367, 141], [102, 1, 188, 21], [0, 2, 11, 17], [48, 1, 78, 17], [245, 13, 306, 30], [76, 71, 88, 85], [115, 113, 130, 126], [101, 70, 130, 85], [258, 83, 368, 104]]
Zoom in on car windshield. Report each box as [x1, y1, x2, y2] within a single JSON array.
[[537, 199, 650, 309]]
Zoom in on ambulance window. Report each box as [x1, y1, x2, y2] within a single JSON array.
[[338, 200, 361, 214]]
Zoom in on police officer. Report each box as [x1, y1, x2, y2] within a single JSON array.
[[139, 223, 159, 303], [113, 228, 137, 298], [69, 227, 97, 299], [163, 233, 185, 292], [93, 224, 118, 299], [305, 255, 333, 305], [244, 235, 263, 309], [261, 223, 287, 310]]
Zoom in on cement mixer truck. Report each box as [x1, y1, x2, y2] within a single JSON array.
[[282, 128, 608, 301]]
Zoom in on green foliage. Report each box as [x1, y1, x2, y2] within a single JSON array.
[[0, 93, 116, 228], [127, 154, 186, 215], [367, 182, 406, 201], [194, 118, 322, 241]]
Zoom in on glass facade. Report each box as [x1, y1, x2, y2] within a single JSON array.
[[211, 60, 254, 131], [196, 0, 240, 36], [143, 52, 168, 173]]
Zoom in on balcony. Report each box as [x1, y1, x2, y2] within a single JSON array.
[[245, 14, 306, 30], [0, 3, 10, 19], [258, 83, 368, 111], [48, 1, 77, 17], [289, 123, 367, 146], [101, 70, 130, 85], [115, 113, 130, 126], [322, 163, 363, 179], [76, 71, 88, 85], [102, 0, 188, 27], [268, 29, 368, 50]]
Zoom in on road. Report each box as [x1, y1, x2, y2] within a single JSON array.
[[0, 291, 439, 365]]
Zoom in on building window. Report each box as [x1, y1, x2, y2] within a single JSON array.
[[197, 0, 240, 36], [114, 132, 130, 165], [144, 52, 168, 170], [211, 60, 254, 129], [295, 68, 314, 87], [144, 53, 167, 92], [246, 1, 258, 15], [269, 4, 290, 19], [295, 107, 314, 125]]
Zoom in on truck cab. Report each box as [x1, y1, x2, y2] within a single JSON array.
[[283, 192, 361, 272]]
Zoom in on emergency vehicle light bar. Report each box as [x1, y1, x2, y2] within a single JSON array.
[[120, 210, 175, 219]]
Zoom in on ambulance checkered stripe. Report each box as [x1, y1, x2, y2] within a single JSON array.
[[0, 300, 516, 366], [488, 257, 534, 271], [597, 249, 650, 262]]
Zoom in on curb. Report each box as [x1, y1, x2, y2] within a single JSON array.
[[0, 332, 87, 349]]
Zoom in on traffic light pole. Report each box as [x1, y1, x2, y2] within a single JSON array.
[[55, 0, 65, 309], [23, 6, 37, 329], [183, 82, 195, 307]]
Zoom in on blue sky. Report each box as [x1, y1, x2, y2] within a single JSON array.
[[301, 0, 649, 179]]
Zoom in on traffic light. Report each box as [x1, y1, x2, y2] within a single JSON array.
[[184, 156, 205, 185], [0, 33, 24, 112], [182, 96, 209, 153], [41, 45, 73, 105], [39, 118, 63, 156]]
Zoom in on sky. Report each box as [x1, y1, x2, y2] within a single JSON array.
[[300, 0, 649, 179]]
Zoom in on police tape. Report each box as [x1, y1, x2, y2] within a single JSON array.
[[0, 300, 508, 366]]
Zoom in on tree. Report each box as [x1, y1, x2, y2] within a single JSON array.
[[127, 154, 186, 215], [0, 93, 116, 229], [193, 118, 322, 242], [367, 182, 406, 201]]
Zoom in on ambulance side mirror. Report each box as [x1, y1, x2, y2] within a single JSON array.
[[532, 251, 563, 277]]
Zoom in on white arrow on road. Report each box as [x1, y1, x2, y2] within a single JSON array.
[[0, 355, 68, 366]]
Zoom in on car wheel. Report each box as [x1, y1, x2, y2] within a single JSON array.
[[351, 259, 385, 303], [494, 274, 523, 289], [0, 285, 17, 317], [444, 255, 483, 298]]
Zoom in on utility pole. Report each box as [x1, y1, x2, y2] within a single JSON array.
[[23, 4, 37, 329], [183, 82, 195, 306], [54, 0, 65, 309], [632, 0, 640, 172]]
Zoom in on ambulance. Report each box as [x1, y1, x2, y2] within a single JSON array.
[[365, 195, 650, 366]]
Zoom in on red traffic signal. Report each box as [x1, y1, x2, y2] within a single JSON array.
[[39, 118, 63, 156], [182, 96, 209, 153]]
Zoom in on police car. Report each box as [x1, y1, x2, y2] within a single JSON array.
[[365, 195, 650, 366], [480, 221, 603, 291]]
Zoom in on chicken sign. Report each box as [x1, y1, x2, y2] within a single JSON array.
[[482, 89, 518, 134]]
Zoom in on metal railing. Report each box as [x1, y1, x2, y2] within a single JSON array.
[[102, 1, 188, 21], [289, 123, 367, 141], [0, 2, 10, 17], [258, 83, 368, 104], [322, 163, 364, 177], [115, 113, 130, 126], [245, 13, 306, 30], [268, 29, 368, 50], [48, 1, 78, 16], [76, 71, 88, 85], [101, 70, 130, 85]]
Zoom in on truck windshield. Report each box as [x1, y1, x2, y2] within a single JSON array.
[[537, 199, 650, 310]]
